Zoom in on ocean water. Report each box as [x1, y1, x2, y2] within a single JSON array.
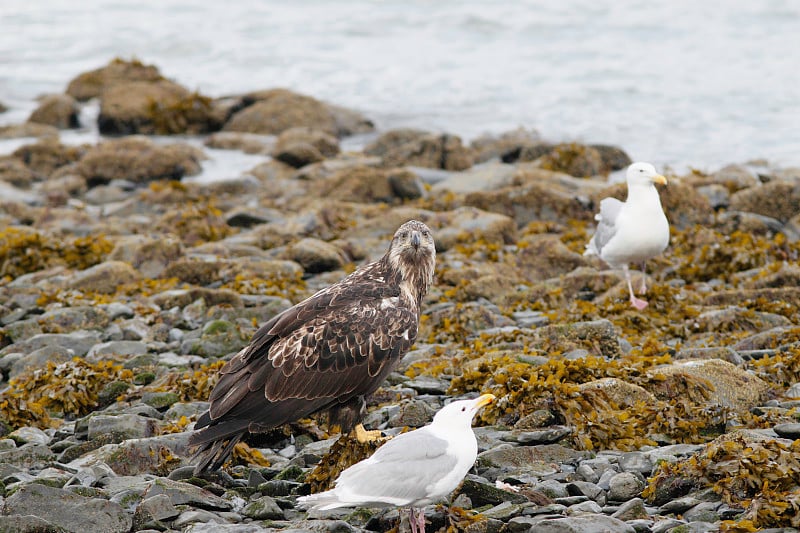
[[1, 0, 799, 171]]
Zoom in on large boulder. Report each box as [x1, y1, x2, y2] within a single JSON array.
[[12, 138, 85, 177], [538, 143, 606, 177], [223, 88, 373, 137], [76, 137, 204, 186], [364, 128, 474, 171], [68, 260, 142, 294], [66, 57, 164, 101], [465, 182, 591, 227], [98, 80, 220, 135], [516, 234, 590, 281], [729, 181, 800, 223], [28, 94, 81, 129]]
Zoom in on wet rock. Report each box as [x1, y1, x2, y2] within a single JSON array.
[[0, 157, 37, 187], [108, 234, 184, 278], [0, 515, 66, 532], [274, 127, 340, 159], [607, 472, 645, 501], [283, 238, 345, 274], [3, 483, 131, 533], [470, 127, 541, 163], [387, 168, 426, 200], [8, 426, 51, 445], [12, 138, 85, 176], [132, 493, 181, 530], [0, 122, 60, 139], [465, 180, 591, 227], [591, 144, 632, 171], [578, 378, 656, 409], [611, 498, 649, 521], [477, 444, 581, 476], [772, 423, 800, 439], [454, 477, 529, 507], [691, 306, 791, 334], [204, 131, 275, 154], [28, 94, 81, 129], [517, 234, 589, 281], [183, 319, 252, 357], [436, 206, 517, 250], [242, 495, 285, 520], [74, 433, 190, 476], [316, 165, 396, 203], [729, 180, 800, 222], [76, 137, 204, 186], [152, 287, 242, 310], [432, 162, 516, 194], [66, 58, 164, 101], [1, 331, 102, 358], [364, 128, 474, 171], [648, 359, 770, 412], [68, 260, 141, 294], [387, 399, 435, 428], [509, 515, 635, 533], [674, 346, 744, 365], [538, 143, 605, 177], [98, 79, 219, 135], [143, 477, 232, 510], [715, 210, 785, 235], [0, 443, 55, 468], [696, 183, 730, 209], [224, 88, 371, 137], [87, 340, 148, 360], [87, 414, 158, 441], [535, 319, 622, 359]]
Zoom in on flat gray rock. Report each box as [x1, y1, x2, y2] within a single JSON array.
[[3, 483, 131, 533]]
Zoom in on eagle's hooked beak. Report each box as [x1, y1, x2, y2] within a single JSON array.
[[410, 231, 421, 248]]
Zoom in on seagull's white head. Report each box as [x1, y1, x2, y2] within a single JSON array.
[[432, 394, 495, 429], [626, 162, 667, 187]]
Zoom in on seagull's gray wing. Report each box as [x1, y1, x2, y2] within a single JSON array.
[[334, 428, 457, 505], [586, 197, 624, 255]]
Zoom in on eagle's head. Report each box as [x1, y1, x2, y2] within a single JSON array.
[[386, 220, 436, 303]]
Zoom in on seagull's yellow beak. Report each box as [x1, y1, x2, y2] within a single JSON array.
[[653, 174, 667, 185], [474, 394, 495, 409]]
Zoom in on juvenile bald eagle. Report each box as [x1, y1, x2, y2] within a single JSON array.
[[190, 220, 436, 474]]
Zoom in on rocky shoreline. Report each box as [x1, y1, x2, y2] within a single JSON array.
[[1, 58, 800, 533]]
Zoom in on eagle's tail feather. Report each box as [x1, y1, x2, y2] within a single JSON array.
[[189, 419, 250, 475]]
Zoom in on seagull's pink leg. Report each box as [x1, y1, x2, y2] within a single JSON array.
[[416, 508, 426, 533], [624, 265, 648, 310], [638, 261, 648, 294], [409, 509, 418, 533]]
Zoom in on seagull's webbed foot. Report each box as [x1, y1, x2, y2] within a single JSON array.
[[630, 296, 649, 310], [353, 423, 389, 444]]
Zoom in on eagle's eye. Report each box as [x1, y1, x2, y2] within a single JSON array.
[[400, 231, 408, 239], [422, 230, 431, 238]]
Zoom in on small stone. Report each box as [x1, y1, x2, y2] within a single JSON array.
[[242, 495, 285, 520], [683, 501, 721, 523], [87, 413, 158, 442], [8, 426, 51, 445], [618, 452, 653, 475], [608, 472, 645, 502], [611, 498, 649, 521], [773, 422, 800, 439], [566, 500, 603, 514], [513, 426, 571, 444]]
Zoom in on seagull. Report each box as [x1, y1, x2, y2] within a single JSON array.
[[585, 162, 669, 310], [298, 394, 495, 533]]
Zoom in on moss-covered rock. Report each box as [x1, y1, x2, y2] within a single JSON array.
[[538, 143, 605, 177], [76, 137, 204, 186], [729, 180, 800, 223], [68, 260, 142, 294], [66, 57, 164, 101], [12, 138, 85, 177], [364, 128, 474, 171], [28, 94, 81, 129]]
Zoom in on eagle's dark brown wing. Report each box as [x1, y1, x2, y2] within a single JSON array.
[[189, 273, 418, 470]]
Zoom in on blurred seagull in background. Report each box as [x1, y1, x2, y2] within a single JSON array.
[[585, 162, 669, 310]]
